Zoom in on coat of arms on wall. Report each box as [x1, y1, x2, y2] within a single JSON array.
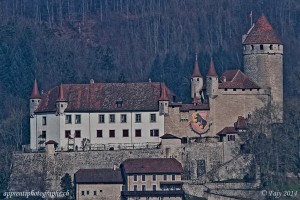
[[190, 112, 209, 134]]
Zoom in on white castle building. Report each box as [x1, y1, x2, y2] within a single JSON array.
[[29, 15, 283, 151]]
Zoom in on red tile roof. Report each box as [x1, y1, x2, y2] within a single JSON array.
[[207, 57, 217, 77], [159, 83, 169, 101], [30, 79, 41, 99], [216, 127, 237, 135], [243, 15, 282, 44], [122, 158, 183, 174], [219, 70, 260, 89], [234, 116, 247, 129], [192, 55, 202, 77], [35, 82, 173, 113], [75, 168, 123, 184]]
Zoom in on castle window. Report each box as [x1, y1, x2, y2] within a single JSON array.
[[134, 175, 137, 181], [97, 130, 103, 138], [278, 45, 280, 50], [164, 175, 167, 180], [75, 115, 81, 124], [123, 129, 129, 137], [134, 185, 137, 191], [109, 114, 115, 123], [32, 100, 34, 102], [116, 98, 123, 108], [65, 115, 72, 124], [233, 89, 236, 91], [197, 78, 199, 81], [75, 130, 81, 138], [153, 175, 156, 181], [150, 114, 156, 122], [228, 135, 235, 141], [224, 88, 228, 91], [86, 191, 89, 195], [65, 130, 71, 138], [42, 116, 47, 125], [99, 114, 105, 123], [81, 191, 84, 196], [109, 130, 115, 137], [121, 114, 127, 123], [41, 131, 46, 139], [142, 175, 146, 181], [153, 185, 156, 191], [260, 45, 263, 50], [142, 185, 146, 191], [242, 89, 245, 91], [93, 191, 97, 196], [135, 129, 142, 137], [172, 174, 176, 180], [135, 114, 141, 123], [270, 45, 273, 50], [150, 129, 159, 137], [251, 45, 254, 50]]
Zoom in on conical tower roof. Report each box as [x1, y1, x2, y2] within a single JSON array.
[[159, 83, 169, 101], [243, 15, 282, 44], [30, 79, 41, 99], [57, 84, 65, 101], [207, 57, 218, 77], [192, 55, 202, 77]]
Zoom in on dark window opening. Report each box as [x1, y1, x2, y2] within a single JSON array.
[[75, 130, 81, 138], [251, 45, 254, 50], [99, 114, 105, 123], [135, 129, 141, 137], [65, 130, 71, 138], [150, 129, 159, 137], [270, 45, 273, 50], [228, 135, 236, 141], [97, 130, 103, 138], [109, 114, 115, 123], [260, 45, 263, 50], [109, 130, 115, 137], [123, 129, 129, 137]]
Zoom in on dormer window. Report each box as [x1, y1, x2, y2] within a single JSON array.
[[116, 98, 123, 108]]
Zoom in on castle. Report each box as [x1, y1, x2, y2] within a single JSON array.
[[29, 15, 283, 152]]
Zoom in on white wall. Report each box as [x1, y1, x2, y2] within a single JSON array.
[[31, 111, 164, 150]]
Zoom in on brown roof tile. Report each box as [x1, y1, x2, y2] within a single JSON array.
[[75, 168, 123, 184], [243, 15, 282, 44], [216, 127, 237, 135], [234, 116, 247, 129], [45, 140, 58, 145], [159, 83, 169, 101], [207, 57, 218, 77], [219, 70, 260, 89], [30, 79, 41, 99], [122, 158, 183, 174], [35, 82, 174, 113], [192, 55, 202, 77]]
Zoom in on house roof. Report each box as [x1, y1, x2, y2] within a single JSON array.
[[219, 70, 260, 89], [35, 82, 173, 113], [207, 57, 218, 77], [216, 127, 237, 135], [159, 83, 169, 101], [192, 55, 202, 77], [160, 133, 181, 139], [243, 15, 282, 44], [122, 158, 183, 174], [57, 84, 66, 102], [75, 168, 123, 184], [234, 116, 247, 129], [30, 79, 41, 99]]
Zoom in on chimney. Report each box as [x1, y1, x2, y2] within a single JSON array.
[[148, 78, 151, 82], [90, 79, 94, 84]]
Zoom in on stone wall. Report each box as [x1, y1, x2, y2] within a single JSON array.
[[9, 142, 236, 192]]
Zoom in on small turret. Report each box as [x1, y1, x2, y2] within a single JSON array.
[[56, 84, 68, 115], [159, 83, 169, 115], [206, 57, 218, 98], [30, 79, 41, 117], [191, 55, 203, 99]]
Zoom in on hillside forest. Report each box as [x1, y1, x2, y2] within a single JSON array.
[[0, 0, 299, 153]]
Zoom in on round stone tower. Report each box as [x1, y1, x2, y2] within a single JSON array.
[[191, 55, 203, 99], [243, 15, 283, 108]]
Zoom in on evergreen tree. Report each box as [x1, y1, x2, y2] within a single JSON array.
[[60, 173, 74, 198]]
